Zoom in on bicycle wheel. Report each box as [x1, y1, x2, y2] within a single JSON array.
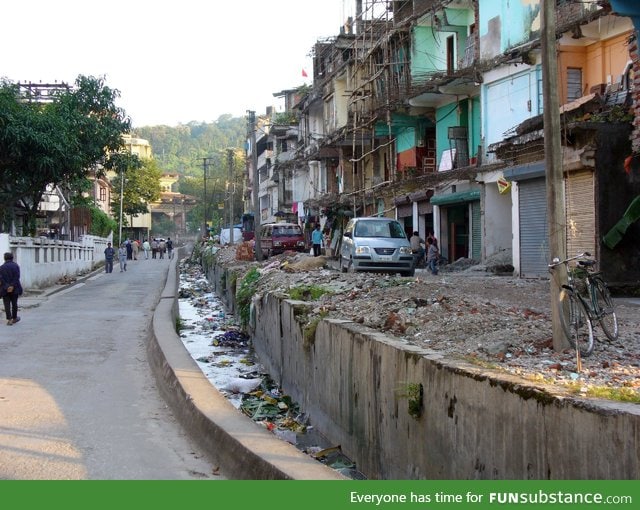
[[594, 278, 619, 341], [559, 289, 595, 356]]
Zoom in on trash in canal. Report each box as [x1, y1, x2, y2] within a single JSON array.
[[178, 259, 365, 479]]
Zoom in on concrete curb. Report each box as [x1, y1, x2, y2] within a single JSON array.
[[147, 248, 345, 480]]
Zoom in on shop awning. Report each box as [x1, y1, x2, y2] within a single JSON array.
[[430, 190, 480, 206]]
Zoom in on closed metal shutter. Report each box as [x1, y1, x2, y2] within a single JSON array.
[[519, 178, 549, 278], [471, 200, 481, 260], [396, 204, 412, 217], [418, 200, 433, 215], [565, 170, 595, 258]]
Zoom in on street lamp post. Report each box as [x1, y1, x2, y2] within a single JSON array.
[[118, 170, 125, 245]]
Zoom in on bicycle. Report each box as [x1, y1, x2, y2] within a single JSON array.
[[548, 252, 618, 357]]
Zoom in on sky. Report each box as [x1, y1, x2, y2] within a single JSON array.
[[1, 0, 354, 128]]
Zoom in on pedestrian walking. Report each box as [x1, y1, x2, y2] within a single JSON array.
[[311, 224, 323, 257], [132, 239, 139, 260], [104, 242, 115, 273], [159, 239, 166, 259], [142, 239, 150, 260], [125, 238, 133, 260], [151, 238, 158, 259], [426, 237, 439, 275], [0, 252, 23, 326], [166, 237, 174, 259], [118, 243, 128, 272]]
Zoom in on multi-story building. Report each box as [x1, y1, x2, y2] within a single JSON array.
[[249, 0, 640, 285]]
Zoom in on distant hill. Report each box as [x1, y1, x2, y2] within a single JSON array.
[[134, 115, 246, 176]]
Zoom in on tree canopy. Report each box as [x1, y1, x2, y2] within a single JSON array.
[[110, 156, 163, 221], [0, 75, 131, 235]]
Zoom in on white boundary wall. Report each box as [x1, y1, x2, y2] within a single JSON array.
[[0, 233, 111, 290]]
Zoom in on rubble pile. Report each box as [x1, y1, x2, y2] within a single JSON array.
[[209, 246, 640, 400]]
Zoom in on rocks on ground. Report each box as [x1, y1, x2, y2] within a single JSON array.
[[209, 244, 640, 401]]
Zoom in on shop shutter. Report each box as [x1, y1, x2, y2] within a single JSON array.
[[396, 203, 413, 217], [519, 178, 549, 278], [471, 200, 481, 260], [565, 170, 595, 258], [418, 200, 433, 215]]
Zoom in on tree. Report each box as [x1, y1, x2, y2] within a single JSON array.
[[0, 75, 130, 235], [110, 156, 162, 223]]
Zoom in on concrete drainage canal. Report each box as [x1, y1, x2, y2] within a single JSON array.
[[178, 259, 366, 479]]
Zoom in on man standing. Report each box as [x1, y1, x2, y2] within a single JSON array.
[[0, 252, 23, 326], [410, 231, 425, 267], [104, 242, 115, 273], [311, 224, 323, 257]]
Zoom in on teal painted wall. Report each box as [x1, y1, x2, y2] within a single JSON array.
[[482, 66, 542, 148], [479, 0, 541, 59], [396, 127, 416, 153], [411, 8, 470, 78]]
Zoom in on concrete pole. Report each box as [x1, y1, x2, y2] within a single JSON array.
[[228, 149, 235, 245], [541, 0, 569, 352], [248, 111, 263, 261]]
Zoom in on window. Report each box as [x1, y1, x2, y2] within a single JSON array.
[[567, 68, 583, 102], [99, 187, 106, 202], [446, 35, 455, 74]]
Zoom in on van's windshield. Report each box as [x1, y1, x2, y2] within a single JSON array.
[[273, 226, 302, 236], [354, 220, 406, 238]]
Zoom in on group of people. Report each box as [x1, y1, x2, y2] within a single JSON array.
[[410, 231, 440, 275], [104, 237, 174, 273]]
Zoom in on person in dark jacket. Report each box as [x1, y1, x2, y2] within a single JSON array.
[[0, 252, 23, 325], [104, 242, 115, 273]]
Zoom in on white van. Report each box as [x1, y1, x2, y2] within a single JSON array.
[[220, 228, 243, 245], [340, 217, 415, 277]]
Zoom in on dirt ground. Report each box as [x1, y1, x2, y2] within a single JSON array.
[[212, 245, 640, 401]]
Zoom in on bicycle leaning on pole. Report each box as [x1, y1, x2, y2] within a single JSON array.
[[548, 252, 619, 357]]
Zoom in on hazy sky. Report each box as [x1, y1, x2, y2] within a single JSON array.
[[1, 0, 352, 127]]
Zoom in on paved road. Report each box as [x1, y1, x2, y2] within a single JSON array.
[[0, 255, 222, 479]]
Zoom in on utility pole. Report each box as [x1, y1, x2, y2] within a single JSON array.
[[227, 148, 235, 245], [202, 157, 209, 238], [248, 110, 263, 261], [541, 0, 568, 352]]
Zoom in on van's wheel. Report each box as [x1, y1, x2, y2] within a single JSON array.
[[340, 257, 347, 273], [346, 259, 356, 273]]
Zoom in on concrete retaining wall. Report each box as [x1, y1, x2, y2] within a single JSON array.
[[241, 278, 640, 480], [147, 248, 343, 480]]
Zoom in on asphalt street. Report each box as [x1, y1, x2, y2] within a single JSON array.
[[0, 254, 222, 479]]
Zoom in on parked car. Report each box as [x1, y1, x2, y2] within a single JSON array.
[[259, 222, 306, 258], [340, 217, 415, 276]]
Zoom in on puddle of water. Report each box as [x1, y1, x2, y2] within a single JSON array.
[[178, 262, 365, 479]]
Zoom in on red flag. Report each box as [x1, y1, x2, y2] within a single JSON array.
[[302, 69, 308, 78]]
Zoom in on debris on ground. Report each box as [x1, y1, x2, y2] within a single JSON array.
[[209, 246, 640, 401]]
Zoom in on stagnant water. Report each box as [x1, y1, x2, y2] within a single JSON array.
[[177, 260, 365, 479]]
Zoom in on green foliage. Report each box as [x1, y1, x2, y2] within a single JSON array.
[[302, 312, 328, 349], [0, 75, 130, 235], [236, 267, 261, 327], [273, 111, 298, 125], [90, 207, 118, 237], [564, 382, 640, 403], [135, 116, 247, 176], [396, 382, 424, 419], [288, 284, 331, 301], [110, 156, 162, 219]]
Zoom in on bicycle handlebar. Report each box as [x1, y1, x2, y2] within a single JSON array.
[[548, 252, 592, 268]]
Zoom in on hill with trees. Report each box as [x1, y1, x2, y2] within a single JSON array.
[[134, 115, 247, 176]]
